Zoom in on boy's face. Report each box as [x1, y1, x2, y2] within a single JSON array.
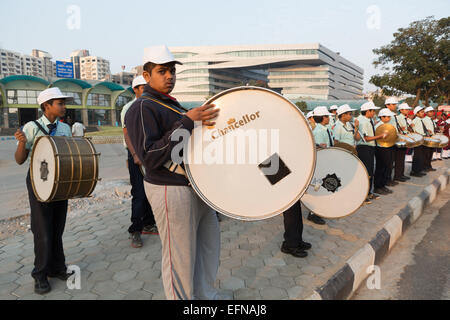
[[133, 85, 145, 98], [322, 116, 330, 125], [44, 99, 66, 118], [400, 109, 409, 116], [381, 116, 391, 123], [386, 104, 397, 112], [417, 110, 425, 118], [366, 109, 375, 118], [143, 63, 176, 94], [426, 111, 434, 118]]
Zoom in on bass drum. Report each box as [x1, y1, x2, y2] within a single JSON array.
[[301, 147, 370, 219], [184, 86, 316, 221], [333, 142, 357, 156], [30, 136, 100, 202], [432, 134, 449, 148], [408, 133, 424, 148]]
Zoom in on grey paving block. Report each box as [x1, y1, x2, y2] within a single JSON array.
[[87, 270, 115, 282], [233, 288, 261, 300], [117, 279, 144, 294], [246, 276, 270, 289], [220, 276, 245, 291], [0, 272, 19, 285], [220, 257, 243, 269], [113, 269, 137, 283], [263, 257, 286, 267], [142, 278, 164, 294], [270, 275, 296, 289], [124, 289, 153, 300], [242, 256, 265, 269], [287, 286, 305, 299], [92, 280, 120, 294], [136, 268, 160, 282], [260, 286, 288, 300], [18, 293, 45, 300], [12, 282, 34, 297], [14, 274, 34, 286], [130, 260, 153, 272], [108, 260, 132, 272], [86, 261, 110, 272], [0, 261, 23, 273], [0, 282, 19, 295], [70, 292, 99, 300], [231, 266, 257, 281]]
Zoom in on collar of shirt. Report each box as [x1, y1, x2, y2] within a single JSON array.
[[143, 84, 177, 102], [39, 114, 59, 127]]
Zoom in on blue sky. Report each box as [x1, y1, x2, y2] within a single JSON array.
[[1, 0, 449, 92]]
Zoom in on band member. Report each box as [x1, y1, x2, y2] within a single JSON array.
[[383, 98, 400, 186], [333, 104, 361, 146], [422, 106, 437, 172], [436, 112, 447, 160], [328, 105, 338, 130], [281, 201, 311, 258], [121, 76, 158, 248], [124, 45, 221, 300], [356, 102, 387, 201], [411, 106, 428, 177], [306, 111, 316, 130], [14, 88, 73, 295], [373, 109, 396, 195], [392, 103, 413, 182]]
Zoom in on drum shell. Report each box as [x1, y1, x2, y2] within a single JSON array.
[[30, 136, 99, 202], [407, 133, 424, 148], [333, 142, 357, 156], [431, 134, 449, 148], [396, 134, 415, 148], [423, 137, 441, 148]]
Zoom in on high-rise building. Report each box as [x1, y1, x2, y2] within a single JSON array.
[[70, 49, 90, 79], [0, 48, 56, 79], [169, 43, 364, 101], [0, 49, 22, 77], [80, 55, 111, 81], [31, 49, 56, 77]]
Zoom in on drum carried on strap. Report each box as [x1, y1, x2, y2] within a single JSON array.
[[407, 133, 424, 148], [301, 147, 370, 219], [184, 86, 316, 221], [30, 136, 100, 202], [423, 136, 442, 148]]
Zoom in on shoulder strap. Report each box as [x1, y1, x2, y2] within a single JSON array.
[[141, 94, 189, 114], [33, 120, 50, 136]]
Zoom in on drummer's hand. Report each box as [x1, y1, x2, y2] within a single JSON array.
[[354, 119, 359, 128], [319, 143, 327, 148], [186, 104, 220, 127], [133, 154, 142, 166], [14, 129, 27, 144], [382, 133, 388, 139]]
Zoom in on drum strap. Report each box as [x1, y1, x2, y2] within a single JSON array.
[[141, 94, 188, 114], [420, 119, 429, 137], [370, 119, 379, 146], [33, 121, 50, 136], [326, 128, 334, 147]]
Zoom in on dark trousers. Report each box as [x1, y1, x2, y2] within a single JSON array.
[[26, 171, 68, 280], [375, 147, 392, 189], [127, 150, 155, 233], [357, 145, 375, 192], [282, 201, 303, 248], [412, 146, 424, 174], [394, 147, 407, 179], [423, 147, 434, 169]]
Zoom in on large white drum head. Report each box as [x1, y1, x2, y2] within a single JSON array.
[[184, 87, 316, 221], [31, 136, 57, 202], [301, 147, 369, 219]]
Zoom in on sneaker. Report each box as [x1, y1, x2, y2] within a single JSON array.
[[281, 243, 308, 258], [307, 213, 326, 225], [34, 278, 51, 295], [130, 232, 143, 248], [142, 224, 159, 235]]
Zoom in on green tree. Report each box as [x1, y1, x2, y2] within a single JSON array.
[[370, 16, 450, 107], [372, 94, 386, 108], [295, 101, 308, 113]]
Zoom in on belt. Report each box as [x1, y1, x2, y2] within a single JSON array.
[[164, 160, 187, 177]]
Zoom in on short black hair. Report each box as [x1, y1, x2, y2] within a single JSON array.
[[361, 111, 368, 116], [313, 116, 324, 124], [40, 99, 55, 112], [143, 61, 176, 75]]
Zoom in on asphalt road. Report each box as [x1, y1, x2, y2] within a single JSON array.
[[0, 140, 128, 220], [352, 187, 450, 300]]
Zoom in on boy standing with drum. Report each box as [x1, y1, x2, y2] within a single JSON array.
[[14, 88, 73, 295]]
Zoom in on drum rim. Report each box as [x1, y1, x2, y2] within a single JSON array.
[[301, 146, 370, 220], [30, 135, 59, 202], [184, 86, 317, 221]]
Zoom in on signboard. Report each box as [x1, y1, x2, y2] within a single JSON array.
[[56, 61, 74, 78]]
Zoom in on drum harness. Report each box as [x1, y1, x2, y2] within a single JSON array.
[[139, 94, 189, 177]]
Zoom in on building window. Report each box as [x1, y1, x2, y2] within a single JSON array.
[[270, 70, 329, 76], [87, 93, 111, 107], [7, 89, 42, 105], [172, 52, 198, 59], [115, 95, 132, 108], [61, 91, 82, 105], [178, 69, 209, 75], [219, 49, 318, 57], [88, 109, 111, 126]]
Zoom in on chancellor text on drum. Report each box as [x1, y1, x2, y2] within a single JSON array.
[[184, 87, 316, 221]]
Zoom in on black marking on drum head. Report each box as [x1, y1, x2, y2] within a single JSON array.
[[322, 173, 342, 193], [40, 160, 49, 182], [258, 153, 291, 185]]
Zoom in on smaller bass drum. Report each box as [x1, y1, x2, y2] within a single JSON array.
[[407, 133, 424, 148], [301, 147, 370, 219], [396, 134, 415, 148], [423, 137, 441, 148], [431, 134, 449, 148]]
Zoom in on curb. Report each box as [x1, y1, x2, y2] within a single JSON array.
[[0, 136, 15, 141], [307, 168, 450, 300]]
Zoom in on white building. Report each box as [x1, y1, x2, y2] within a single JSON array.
[[80, 56, 111, 81], [0, 48, 56, 79], [169, 43, 364, 101]]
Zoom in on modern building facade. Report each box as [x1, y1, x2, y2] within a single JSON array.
[[80, 55, 111, 81], [169, 43, 364, 101], [70, 49, 90, 79], [0, 48, 56, 79]]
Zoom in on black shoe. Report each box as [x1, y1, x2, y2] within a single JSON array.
[[369, 193, 381, 200], [364, 198, 372, 205], [34, 278, 51, 295], [299, 241, 312, 251], [374, 188, 388, 195], [307, 213, 326, 225], [394, 177, 408, 182], [386, 180, 399, 186], [382, 187, 393, 194], [130, 232, 143, 248], [410, 171, 423, 177], [142, 224, 159, 235], [48, 270, 75, 281], [401, 175, 411, 180], [281, 244, 308, 258], [426, 168, 437, 172]]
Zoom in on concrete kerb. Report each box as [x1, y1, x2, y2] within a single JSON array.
[[309, 168, 450, 300]]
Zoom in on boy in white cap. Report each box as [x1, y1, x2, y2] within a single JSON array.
[[328, 105, 338, 130], [411, 106, 428, 177], [383, 97, 401, 186], [306, 111, 316, 130], [333, 104, 361, 147], [390, 102, 412, 182], [422, 107, 437, 169], [14, 87, 73, 294], [356, 102, 387, 201], [373, 109, 396, 195], [124, 45, 221, 300], [121, 75, 158, 248]]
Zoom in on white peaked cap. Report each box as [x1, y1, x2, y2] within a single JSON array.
[[378, 108, 396, 117], [329, 105, 338, 111], [385, 97, 399, 105], [337, 104, 356, 116], [37, 87, 72, 105], [313, 106, 332, 116], [424, 106, 435, 113], [132, 75, 147, 88], [143, 45, 183, 65], [360, 101, 381, 111], [414, 106, 424, 115], [398, 103, 412, 110]]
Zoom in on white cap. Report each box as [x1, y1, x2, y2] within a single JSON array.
[[414, 106, 424, 115], [337, 104, 356, 116], [132, 75, 147, 88], [424, 106, 434, 113], [398, 103, 412, 110], [385, 97, 399, 105], [313, 106, 332, 116], [306, 111, 314, 119], [378, 108, 396, 117], [143, 45, 182, 65], [329, 105, 338, 111], [37, 87, 72, 105], [360, 101, 381, 111]]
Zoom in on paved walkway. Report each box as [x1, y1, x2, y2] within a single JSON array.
[[0, 160, 448, 300]]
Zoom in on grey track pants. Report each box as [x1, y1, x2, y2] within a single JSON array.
[[143, 182, 221, 300]]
